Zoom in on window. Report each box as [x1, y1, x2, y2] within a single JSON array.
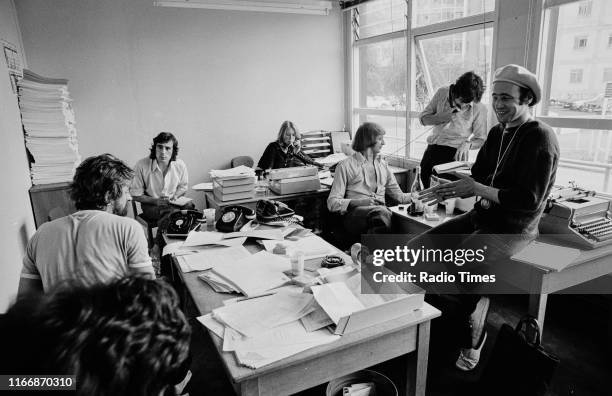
[[603, 68, 612, 83], [577, 1, 592, 16], [570, 69, 583, 83], [538, 0, 612, 194], [349, 0, 495, 158], [574, 36, 588, 49]]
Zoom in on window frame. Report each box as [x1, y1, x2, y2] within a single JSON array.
[[345, 0, 497, 159]]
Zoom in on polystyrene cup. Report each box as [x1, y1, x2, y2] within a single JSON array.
[[445, 198, 456, 215]]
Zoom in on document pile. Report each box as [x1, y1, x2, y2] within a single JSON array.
[[197, 289, 340, 369], [17, 70, 80, 184], [175, 246, 251, 272], [199, 251, 291, 296], [210, 165, 256, 201]]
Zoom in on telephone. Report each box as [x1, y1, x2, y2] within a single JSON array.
[[216, 205, 256, 233], [165, 209, 203, 238], [256, 199, 295, 224]]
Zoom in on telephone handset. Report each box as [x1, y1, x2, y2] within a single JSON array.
[[165, 209, 204, 237], [216, 205, 256, 233]]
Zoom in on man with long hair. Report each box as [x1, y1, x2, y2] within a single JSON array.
[[328, 122, 411, 236], [19, 154, 153, 297], [130, 132, 192, 222], [2, 276, 191, 396]]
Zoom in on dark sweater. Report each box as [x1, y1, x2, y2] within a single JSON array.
[[470, 120, 559, 235], [257, 142, 319, 169]]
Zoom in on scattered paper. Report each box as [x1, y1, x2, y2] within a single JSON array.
[[170, 196, 193, 206], [183, 231, 247, 247], [223, 229, 285, 241], [176, 246, 251, 272], [196, 314, 225, 338], [311, 282, 365, 324], [192, 182, 213, 191]]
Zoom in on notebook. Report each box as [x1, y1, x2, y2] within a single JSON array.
[[511, 241, 581, 272]]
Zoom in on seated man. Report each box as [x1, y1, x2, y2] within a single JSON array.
[[130, 132, 193, 224], [327, 122, 411, 236], [19, 154, 154, 297], [413, 64, 559, 371], [1, 276, 191, 396]]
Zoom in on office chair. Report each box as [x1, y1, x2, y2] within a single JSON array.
[[231, 156, 254, 168], [131, 200, 156, 248]]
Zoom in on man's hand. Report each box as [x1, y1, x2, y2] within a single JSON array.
[[454, 142, 470, 161], [157, 197, 170, 207], [348, 197, 385, 209], [418, 171, 477, 205]]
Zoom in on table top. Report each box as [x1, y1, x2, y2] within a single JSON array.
[[173, 234, 440, 381]]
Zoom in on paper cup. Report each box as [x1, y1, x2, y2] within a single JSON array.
[[445, 198, 456, 215], [291, 251, 305, 276], [203, 208, 216, 227]]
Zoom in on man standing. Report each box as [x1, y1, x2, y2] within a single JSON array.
[[328, 122, 411, 236], [19, 154, 154, 296], [130, 132, 191, 224], [419, 71, 488, 188], [416, 64, 560, 370]]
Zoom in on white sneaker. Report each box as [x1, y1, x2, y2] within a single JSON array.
[[455, 331, 487, 371], [470, 297, 490, 348]]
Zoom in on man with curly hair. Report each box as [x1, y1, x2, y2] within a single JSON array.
[[2, 276, 191, 396], [19, 154, 154, 297]]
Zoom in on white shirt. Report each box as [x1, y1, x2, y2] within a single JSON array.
[[130, 157, 188, 199], [21, 210, 152, 291], [419, 86, 488, 149]]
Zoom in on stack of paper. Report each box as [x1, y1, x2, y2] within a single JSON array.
[[210, 165, 256, 201], [432, 161, 471, 175], [17, 70, 81, 185], [197, 289, 340, 369], [211, 251, 291, 297]]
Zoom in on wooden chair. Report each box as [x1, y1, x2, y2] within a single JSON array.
[[131, 200, 156, 247], [231, 156, 254, 168]]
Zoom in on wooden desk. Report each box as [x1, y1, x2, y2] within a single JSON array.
[[171, 236, 440, 396], [390, 205, 612, 335]]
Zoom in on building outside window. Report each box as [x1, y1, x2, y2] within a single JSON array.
[[578, 0, 592, 17], [348, 0, 494, 159], [538, 0, 612, 193], [570, 69, 583, 83], [574, 36, 588, 49]]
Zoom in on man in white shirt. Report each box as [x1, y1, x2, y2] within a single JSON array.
[[130, 132, 192, 222], [419, 71, 488, 187], [19, 154, 154, 297], [328, 122, 412, 236]]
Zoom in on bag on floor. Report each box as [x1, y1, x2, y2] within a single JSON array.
[[478, 315, 560, 396]]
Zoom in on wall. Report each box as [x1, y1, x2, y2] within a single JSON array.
[[15, 0, 345, 208], [0, 0, 35, 312]]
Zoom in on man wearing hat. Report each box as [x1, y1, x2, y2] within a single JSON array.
[[407, 64, 559, 371]]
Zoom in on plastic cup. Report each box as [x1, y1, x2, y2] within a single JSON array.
[[203, 208, 216, 228], [291, 251, 305, 276], [445, 198, 456, 216]]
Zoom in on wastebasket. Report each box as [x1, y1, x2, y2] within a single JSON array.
[[326, 369, 398, 396]]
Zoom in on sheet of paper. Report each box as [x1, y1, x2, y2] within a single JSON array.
[[196, 314, 225, 338], [260, 235, 335, 258], [511, 241, 581, 272], [212, 251, 291, 296], [192, 182, 213, 191], [311, 282, 365, 324], [170, 196, 193, 206], [176, 246, 251, 272], [183, 231, 247, 247], [223, 229, 285, 241], [300, 304, 334, 332], [209, 165, 255, 179], [212, 291, 314, 337]]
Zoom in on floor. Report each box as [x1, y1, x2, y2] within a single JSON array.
[[183, 293, 611, 396]]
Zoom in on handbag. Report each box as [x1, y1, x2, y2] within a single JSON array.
[[479, 315, 560, 396]]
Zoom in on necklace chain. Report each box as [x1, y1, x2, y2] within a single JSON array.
[[490, 119, 530, 187]]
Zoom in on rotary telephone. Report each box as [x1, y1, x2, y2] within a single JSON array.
[[165, 209, 203, 238], [216, 205, 256, 233]]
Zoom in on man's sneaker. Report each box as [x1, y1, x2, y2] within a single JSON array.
[[455, 331, 487, 371], [470, 297, 490, 348]]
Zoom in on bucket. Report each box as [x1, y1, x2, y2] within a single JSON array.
[[326, 369, 398, 396]]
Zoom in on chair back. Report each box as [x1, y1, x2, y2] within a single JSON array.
[[231, 156, 254, 168]]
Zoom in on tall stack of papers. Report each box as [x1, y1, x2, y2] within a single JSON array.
[[210, 165, 255, 201], [17, 70, 80, 184]]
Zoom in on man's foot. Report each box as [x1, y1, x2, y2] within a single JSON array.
[[470, 297, 490, 348], [455, 331, 487, 371]]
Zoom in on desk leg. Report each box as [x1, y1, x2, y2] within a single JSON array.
[[528, 293, 548, 334], [408, 321, 431, 396], [239, 379, 259, 396]]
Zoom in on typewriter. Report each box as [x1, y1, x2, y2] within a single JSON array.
[[539, 184, 612, 249]]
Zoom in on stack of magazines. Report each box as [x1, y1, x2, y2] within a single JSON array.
[[17, 69, 80, 184], [210, 165, 255, 201]]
